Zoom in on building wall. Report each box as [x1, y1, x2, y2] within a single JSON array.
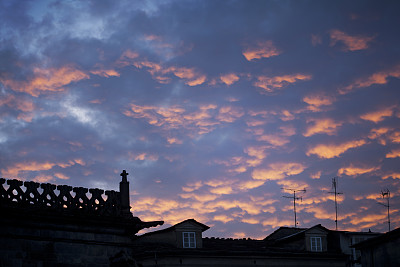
[[0, 213, 135, 267], [360, 238, 400, 267], [136, 254, 347, 267]]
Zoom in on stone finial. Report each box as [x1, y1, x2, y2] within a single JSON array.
[[119, 170, 131, 217], [120, 170, 129, 182]]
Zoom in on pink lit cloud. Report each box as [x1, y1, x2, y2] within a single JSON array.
[[242, 40, 281, 61]]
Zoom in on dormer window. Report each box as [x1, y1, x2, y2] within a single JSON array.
[[310, 236, 322, 252], [183, 232, 196, 248]]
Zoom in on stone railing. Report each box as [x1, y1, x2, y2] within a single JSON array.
[[0, 178, 123, 217]]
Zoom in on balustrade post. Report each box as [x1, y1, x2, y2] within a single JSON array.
[[119, 170, 131, 217]]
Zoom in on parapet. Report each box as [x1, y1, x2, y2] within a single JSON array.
[[0, 174, 163, 234]]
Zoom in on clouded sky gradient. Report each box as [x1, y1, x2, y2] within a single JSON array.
[[1, 0, 400, 238]]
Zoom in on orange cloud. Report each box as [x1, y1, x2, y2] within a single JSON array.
[[0, 94, 35, 122], [338, 164, 380, 176], [386, 148, 400, 158], [167, 137, 183, 144], [216, 106, 244, 123], [1, 66, 89, 97], [360, 107, 394, 123], [2, 161, 56, 177], [90, 69, 120, 77], [254, 74, 311, 92], [382, 172, 400, 179], [340, 65, 400, 94], [241, 218, 260, 224], [237, 180, 265, 190], [207, 199, 265, 215], [243, 40, 281, 61], [261, 217, 294, 228], [129, 152, 159, 161], [306, 139, 367, 158], [132, 59, 207, 86], [213, 214, 234, 223], [389, 131, 400, 143], [244, 146, 268, 160], [182, 181, 203, 192], [124, 103, 243, 138], [329, 29, 374, 51], [303, 118, 342, 137], [179, 192, 218, 202], [252, 162, 306, 181], [303, 94, 335, 111], [54, 173, 70, 180], [1, 159, 83, 179], [258, 134, 290, 146], [368, 127, 391, 139], [349, 213, 387, 226], [310, 171, 321, 179], [220, 73, 240, 85]]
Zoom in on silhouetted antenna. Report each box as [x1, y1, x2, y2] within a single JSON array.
[[328, 177, 343, 231], [282, 187, 306, 228], [377, 189, 391, 232]]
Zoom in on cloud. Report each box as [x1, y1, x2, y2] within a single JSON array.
[[382, 172, 400, 179], [303, 118, 342, 137], [216, 106, 244, 123], [329, 29, 374, 51], [90, 69, 120, 77], [129, 152, 159, 161], [237, 180, 266, 190], [220, 73, 240, 85], [253, 74, 311, 92], [306, 139, 367, 158], [213, 214, 234, 223], [1, 66, 89, 97], [340, 65, 400, 94], [338, 164, 380, 176], [360, 107, 394, 123], [124, 103, 246, 139], [303, 94, 335, 111], [310, 171, 321, 179], [311, 34, 322, 46], [242, 40, 281, 61], [252, 162, 306, 181], [386, 148, 400, 158], [54, 172, 70, 180], [128, 55, 207, 86], [257, 134, 290, 146], [1, 159, 84, 178]]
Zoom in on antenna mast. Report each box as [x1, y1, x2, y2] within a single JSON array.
[[282, 187, 306, 228], [378, 189, 391, 232], [328, 177, 343, 230]]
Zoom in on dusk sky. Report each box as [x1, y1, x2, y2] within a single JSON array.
[[1, 0, 400, 239]]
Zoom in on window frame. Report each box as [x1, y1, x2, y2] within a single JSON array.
[[182, 232, 196, 248], [310, 236, 322, 252]]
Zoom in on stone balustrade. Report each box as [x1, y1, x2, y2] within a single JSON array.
[[0, 178, 122, 216]]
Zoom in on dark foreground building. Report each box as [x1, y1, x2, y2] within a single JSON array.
[[0, 172, 163, 267], [0, 172, 390, 267], [352, 227, 400, 267]]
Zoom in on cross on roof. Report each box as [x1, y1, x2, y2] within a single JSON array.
[[120, 170, 129, 182]]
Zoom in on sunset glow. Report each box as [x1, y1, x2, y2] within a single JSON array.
[[0, 0, 399, 238]]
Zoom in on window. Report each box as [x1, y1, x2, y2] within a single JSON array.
[[183, 232, 196, 248], [310, 236, 322, 252]]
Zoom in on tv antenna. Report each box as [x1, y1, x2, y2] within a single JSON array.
[[282, 187, 306, 228], [328, 177, 343, 230], [377, 189, 391, 232]]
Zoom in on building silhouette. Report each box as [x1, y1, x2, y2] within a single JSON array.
[[0, 172, 395, 266]]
